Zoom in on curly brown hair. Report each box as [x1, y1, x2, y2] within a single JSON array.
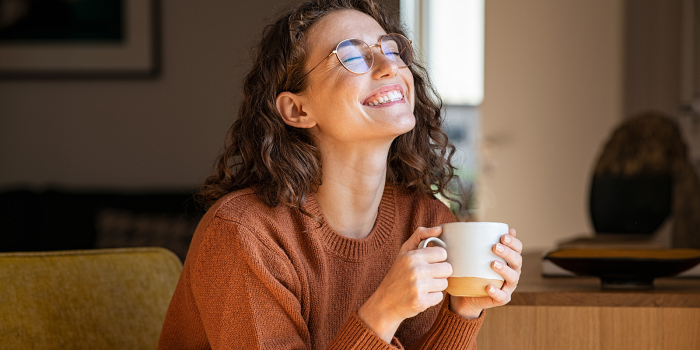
[[199, 0, 459, 215]]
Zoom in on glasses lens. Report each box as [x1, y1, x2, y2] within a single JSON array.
[[336, 39, 373, 74], [381, 34, 413, 67]]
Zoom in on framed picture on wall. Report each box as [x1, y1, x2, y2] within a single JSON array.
[[0, 0, 159, 78]]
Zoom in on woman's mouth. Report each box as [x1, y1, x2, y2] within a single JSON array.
[[362, 85, 405, 107]]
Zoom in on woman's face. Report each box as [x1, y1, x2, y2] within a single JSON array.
[[300, 10, 416, 146]]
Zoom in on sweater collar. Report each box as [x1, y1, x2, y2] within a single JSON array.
[[304, 185, 396, 261]]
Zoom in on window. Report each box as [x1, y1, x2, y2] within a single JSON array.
[[401, 0, 485, 219], [401, 0, 484, 105]]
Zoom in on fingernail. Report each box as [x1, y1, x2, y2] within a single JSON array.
[[504, 235, 511, 244], [496, 243, 505, 252], [494, 260, 503, 270], [489, 286, 496, 293]]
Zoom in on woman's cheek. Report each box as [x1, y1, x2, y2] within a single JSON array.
[[404, 73, 416, 111]]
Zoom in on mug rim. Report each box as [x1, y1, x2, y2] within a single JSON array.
[[439, 221, 507, 226]]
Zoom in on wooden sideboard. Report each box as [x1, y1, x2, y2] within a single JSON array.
[[476, 253, 700, 350]]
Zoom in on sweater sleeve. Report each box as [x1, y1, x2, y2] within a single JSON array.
[[407, 297, 484, 350], [190, 216, 406, 350]]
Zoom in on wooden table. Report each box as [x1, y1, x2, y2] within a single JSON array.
[[475, 253, 700, 349]]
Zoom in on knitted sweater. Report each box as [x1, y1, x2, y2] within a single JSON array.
[[158, 185, 484, 349]]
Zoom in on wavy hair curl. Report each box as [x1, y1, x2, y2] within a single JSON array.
[[199, 0, 459, 215]]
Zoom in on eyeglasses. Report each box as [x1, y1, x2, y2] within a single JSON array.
[[289, 33, 414, 91]]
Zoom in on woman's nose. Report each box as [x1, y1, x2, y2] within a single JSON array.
[[370, 46, 399, 79]]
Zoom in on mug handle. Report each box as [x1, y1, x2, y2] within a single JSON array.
[[417, 237, 447, 250]]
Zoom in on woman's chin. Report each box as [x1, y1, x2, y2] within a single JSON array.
[[391, 112, 417, 135], [356, 120, 415, 145]]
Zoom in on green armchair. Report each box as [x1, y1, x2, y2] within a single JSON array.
[[0, 247, 182, 349]]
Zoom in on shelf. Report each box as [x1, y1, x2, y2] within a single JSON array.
[[510, 253, 700, 308]]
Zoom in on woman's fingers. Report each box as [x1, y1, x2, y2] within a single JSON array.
[[493, 242, 523, 272], [425, 278, 449, 294], [404, 250, 452, 278], [491, 260, 519, 290], [409, 246, 448, 264], [501, 233, 523, 255], [401, 226, 442, 253], [486, 284, 511, 305], [486, 233, 522, 307], [428, 261, 453, 278]]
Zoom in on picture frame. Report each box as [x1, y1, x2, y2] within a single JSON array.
[[0, 0, 159, 79]]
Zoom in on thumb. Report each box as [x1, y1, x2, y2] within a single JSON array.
[[401, 226, 443, 253]]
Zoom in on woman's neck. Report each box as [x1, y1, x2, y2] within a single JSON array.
[[314, 140, 391, 240]]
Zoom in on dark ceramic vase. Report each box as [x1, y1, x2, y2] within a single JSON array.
[[589, 173, 673, 235]]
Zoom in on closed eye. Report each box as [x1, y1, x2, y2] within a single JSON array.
[[342, 56, 364, 64]]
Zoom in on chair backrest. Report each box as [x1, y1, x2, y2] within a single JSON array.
[[0, 247, 182, 350]]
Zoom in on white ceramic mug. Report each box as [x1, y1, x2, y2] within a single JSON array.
[[418, 222, 507, 297]]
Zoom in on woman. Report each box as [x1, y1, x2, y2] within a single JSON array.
[[159, 0, 523, 349]]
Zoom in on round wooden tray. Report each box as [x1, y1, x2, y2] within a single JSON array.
[[544, 248, 700, 289]]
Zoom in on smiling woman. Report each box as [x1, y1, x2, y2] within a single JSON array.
[[158, 1, 523, 349], [197, 2, 454, 217]]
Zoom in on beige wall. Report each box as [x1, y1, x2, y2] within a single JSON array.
[[623, 0, 682, 119], [479, 0, 624, 253], [0, 1, 301, 190]]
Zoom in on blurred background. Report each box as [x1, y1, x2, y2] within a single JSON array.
[[1, 0, 699, 259]]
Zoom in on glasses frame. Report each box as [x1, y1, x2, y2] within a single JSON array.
[[289, 33, 413, 91]]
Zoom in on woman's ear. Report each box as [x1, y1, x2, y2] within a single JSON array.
[[275, 92, 316, 129]]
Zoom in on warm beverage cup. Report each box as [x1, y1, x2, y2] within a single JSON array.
[[418, 222, 507, 297]]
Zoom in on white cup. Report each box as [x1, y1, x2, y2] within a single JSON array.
[[418, 222, 507, 297]]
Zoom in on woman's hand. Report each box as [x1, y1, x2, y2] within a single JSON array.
[[358, 226, 452, 343], [449, 228, 523, 319]]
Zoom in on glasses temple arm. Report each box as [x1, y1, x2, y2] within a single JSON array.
[[398, 41, 412, 56], [289, 51, 336, 91]]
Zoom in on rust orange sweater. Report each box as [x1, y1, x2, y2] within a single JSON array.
[[158, 185, 484, 349]]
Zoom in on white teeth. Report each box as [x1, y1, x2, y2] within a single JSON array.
[[366, 91, 403, 106]]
